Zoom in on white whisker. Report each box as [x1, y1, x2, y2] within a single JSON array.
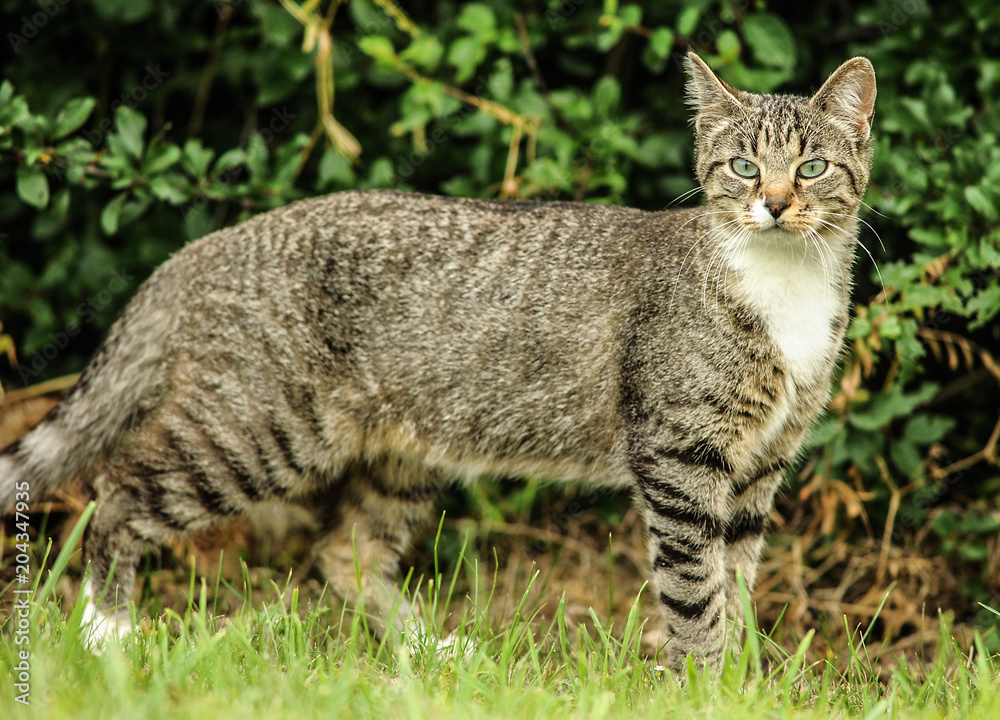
[[666, 185, 705, 207], [859, 199, 891, 220], [811, 209, 887, 253], [698, 221, 746, 313], [668, 215, 745, 314], [811, 216, 887, 306]]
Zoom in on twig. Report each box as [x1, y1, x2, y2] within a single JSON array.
[[188, 5, 233, 138], [1, 374, 79, 405], [514, 14, 547, 93], [875, 456, 899, 587]]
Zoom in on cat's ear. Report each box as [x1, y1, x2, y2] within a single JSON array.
[[685, 52, 745, 134], [810, 57, 877, 140]]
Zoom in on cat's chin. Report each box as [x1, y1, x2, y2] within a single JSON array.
[[746, 225, 806, 243]]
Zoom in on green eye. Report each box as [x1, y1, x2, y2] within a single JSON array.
[[730, 158, 760, 178], [797, 158, 828, 178]]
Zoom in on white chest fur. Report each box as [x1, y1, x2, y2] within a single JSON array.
[[728, 235, 842, 388]]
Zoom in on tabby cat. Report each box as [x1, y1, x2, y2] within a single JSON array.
[[0, 52, 876, 669]]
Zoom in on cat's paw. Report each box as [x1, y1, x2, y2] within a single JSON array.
[[79, 581, 134, 654], [403, 620, 477, 659]]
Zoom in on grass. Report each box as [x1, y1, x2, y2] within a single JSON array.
[[2, 506, 1000, 719]]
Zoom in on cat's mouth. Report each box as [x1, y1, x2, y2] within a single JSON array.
[[747, 200, 804, 232], [744, 201, 834, 237], [744, 212, 802, 234]]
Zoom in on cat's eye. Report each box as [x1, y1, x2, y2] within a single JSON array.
[[730, 158, 760, 178], [797, 159, 828, 179]]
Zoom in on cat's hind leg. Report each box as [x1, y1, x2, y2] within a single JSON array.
[[80, 478, 147, 648], [79, 404, 283, 648], [310, 456, 443, 640]]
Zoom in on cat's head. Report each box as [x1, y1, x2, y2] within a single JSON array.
[[685, 52, 876, 247]]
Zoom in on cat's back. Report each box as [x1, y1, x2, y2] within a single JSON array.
[[160, 189, 700, 332], [187, 189, 692, 271]]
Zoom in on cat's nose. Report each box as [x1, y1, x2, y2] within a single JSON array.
[[765, 199, 790, 218]]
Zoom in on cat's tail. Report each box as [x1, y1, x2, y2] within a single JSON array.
[[0, 284, 176, 512]]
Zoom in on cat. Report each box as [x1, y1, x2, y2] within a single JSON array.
[[0, 52, 875, 669]]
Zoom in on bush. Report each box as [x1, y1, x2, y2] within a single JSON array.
[[2, 0, 998, 644]]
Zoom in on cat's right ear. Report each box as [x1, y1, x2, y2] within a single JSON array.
[[809, 57, 877, 141], [684, 52, 744, 135]]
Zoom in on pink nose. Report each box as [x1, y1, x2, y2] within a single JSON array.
[[766, 200, 789, 218]]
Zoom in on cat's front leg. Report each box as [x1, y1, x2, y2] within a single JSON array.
[[629, 445, 733, 670]]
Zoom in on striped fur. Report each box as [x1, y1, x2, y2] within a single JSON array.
[[0, 53, 875, 669]]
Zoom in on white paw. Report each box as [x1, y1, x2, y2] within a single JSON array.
[[79, 580, 134, 653], [404, 620, 478, 659]]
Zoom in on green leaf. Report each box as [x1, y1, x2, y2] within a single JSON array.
[[958, 513, 1000, 534], [318, 148, 355, 188], [879, 315, 903, 339], [183, 139, 215, 176], [16, 165, 50, 208], [903, 414, 957, 445], [635, 131, 687, 168], [148, 173, 192, 204], [143, 143, 182, 174], [676, 6, 701, 36], [251, 1, 301, 47], [716, 30, 741, 61], [723, 59, 790, 93], [213, 148, 249, 173], [642, 27, 674, 72], [596, 24, 624, 53], [119, 195, 152, 228], [619, 4, 642, 26], [51, 97, 96, 139], [958, 543, 988, 561], [908, 227, 947, 248], [0, 79, 13, 110], [965, 185, 998, 220], [890, 441, 923, 477], [457, 4, 496, 39], [899, 98, 932, 130], [849, 383, 939, 432], [101, 192, 129, 235], [931, 511, 958, 539], [592, 76, 621, 118], [400, 36, 444, 71], [358, 35, 397, 65], [448, 37, 487, 83], [966, 285, 1000, 328], [742, 13, 796, 70], [979, 237, 1000, 268], [92, 0, 154, 23], [848, 316, 872, 339], [113, 105, 147, 160], [804, 414, 841, 449]]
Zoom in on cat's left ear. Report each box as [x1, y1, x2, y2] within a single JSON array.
[[810, 57, 877, 140], [685, 51, 746, 135]]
